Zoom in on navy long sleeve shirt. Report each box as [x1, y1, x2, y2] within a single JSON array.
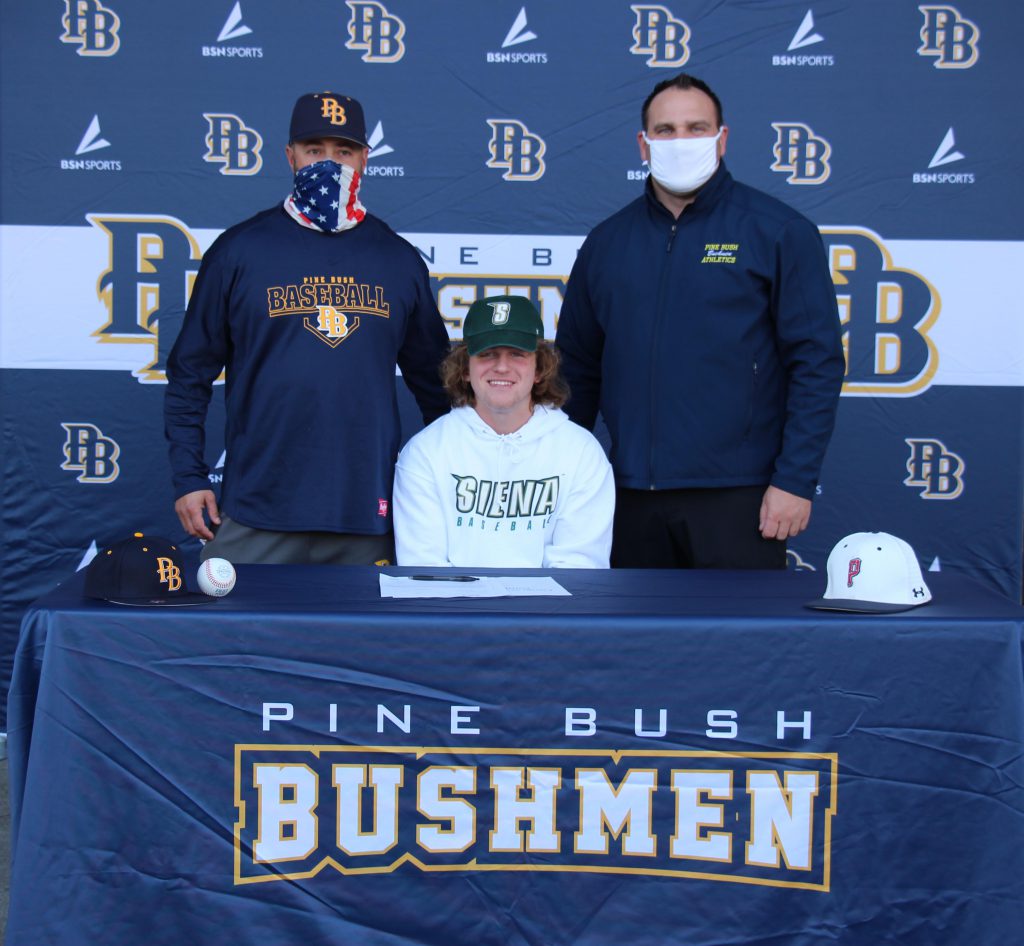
[[165, 205, 450, 534]]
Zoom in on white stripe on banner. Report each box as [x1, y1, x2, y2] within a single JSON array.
[[1, 224, 1021, 387]]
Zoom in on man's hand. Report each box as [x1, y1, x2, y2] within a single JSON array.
[[759, 485, 811, 540], [175, 489, 221, 541]]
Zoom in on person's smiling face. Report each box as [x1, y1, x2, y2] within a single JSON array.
[[467, 346, 539, 434]]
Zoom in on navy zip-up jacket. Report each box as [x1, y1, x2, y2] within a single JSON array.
[[556, 163, 844, 500], [165, 205, 450, 534]]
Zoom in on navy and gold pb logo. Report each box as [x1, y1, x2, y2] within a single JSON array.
[[89, 214, 203, 383], [918, 5, 980, 69], [60, 0, 121, 56], [629, 4, 690, 67], [311, 307, 360, 347], [823, 228, 939, 396], [319, 96, 349, 128], [904, 438, 965, 499], [61, 422, 121, 483], [486, 120, 546, 181], [771, 123, 831, 185], [203, 114, 263, 176], [156, 557, 183, 591], [345, 0, 406, 62]]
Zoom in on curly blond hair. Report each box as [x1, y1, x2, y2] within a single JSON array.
[[441, 341, 570, 409]]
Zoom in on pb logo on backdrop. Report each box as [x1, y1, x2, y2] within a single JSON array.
[[904, 438, 965, 499], [60, 0, 120, 56], [203, 114, 263, 176], [822, 229, 939, 396], [630, 4, 690, 67], [88, 215, 202, 383], [770, 123, 832, 185], [60, 423, 121, 483], [486, 120, 546, 181], [918, 5, 980, 69], [345, 0, 406, 62]]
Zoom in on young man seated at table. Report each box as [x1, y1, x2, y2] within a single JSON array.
[[393, 295, 614, 568]]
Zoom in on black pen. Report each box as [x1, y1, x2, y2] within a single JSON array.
[[411, 575, 479, 582]]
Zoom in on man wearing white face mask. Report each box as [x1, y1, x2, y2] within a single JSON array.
[[165, 92, 450, 565], [556, 74, 844, 570]]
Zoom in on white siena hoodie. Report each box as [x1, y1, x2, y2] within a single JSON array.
[[394, 405, 614, 568]]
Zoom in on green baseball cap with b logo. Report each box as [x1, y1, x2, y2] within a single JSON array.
[[463, 294, 544, 356]]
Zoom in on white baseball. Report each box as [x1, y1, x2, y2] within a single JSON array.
[[197, 557, 236, 597]]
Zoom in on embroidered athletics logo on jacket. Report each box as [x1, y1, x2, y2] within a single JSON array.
[[700, 242, 738, 264], [267, 275, 390, 348], [453, 474, 559, 518]]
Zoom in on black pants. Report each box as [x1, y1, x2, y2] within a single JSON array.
[[611, 486, 787, 570]]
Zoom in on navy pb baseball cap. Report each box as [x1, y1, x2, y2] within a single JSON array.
[[463, 295, 544, 356], [289, 92, 368, 148], [84, 533, 210, 606]]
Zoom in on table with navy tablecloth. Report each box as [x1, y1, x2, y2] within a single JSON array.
[[6, 566, 1024, 945]]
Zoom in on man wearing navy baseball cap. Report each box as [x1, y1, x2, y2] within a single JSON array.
[[284, 92, 370, 229], [165, 93, 450, 565], [288, 91, 369, 148]]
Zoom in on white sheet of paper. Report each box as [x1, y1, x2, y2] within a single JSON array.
[[379, 575, 571, 599]]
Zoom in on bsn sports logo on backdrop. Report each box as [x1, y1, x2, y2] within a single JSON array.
[[771, 123, 832, 184], [630, 4, 690, 67], [62, 115, 122, 172], [913, 128, 975, 185], [365, 122, 403, 177], [772, 10, 835, 67], [486, 7, 547, 64], [345, 0, 405, 62], [60, 0, 120, 56], [203, 113, 264, 176], [202, 2, 263, 58]]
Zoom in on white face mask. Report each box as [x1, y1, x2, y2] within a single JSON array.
[[642, 129, 723, 196]]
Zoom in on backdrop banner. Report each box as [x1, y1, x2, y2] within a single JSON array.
[[2, 1, 1022, 723]]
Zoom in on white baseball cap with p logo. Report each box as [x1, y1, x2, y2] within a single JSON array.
[[808, 532, 932, 613]]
